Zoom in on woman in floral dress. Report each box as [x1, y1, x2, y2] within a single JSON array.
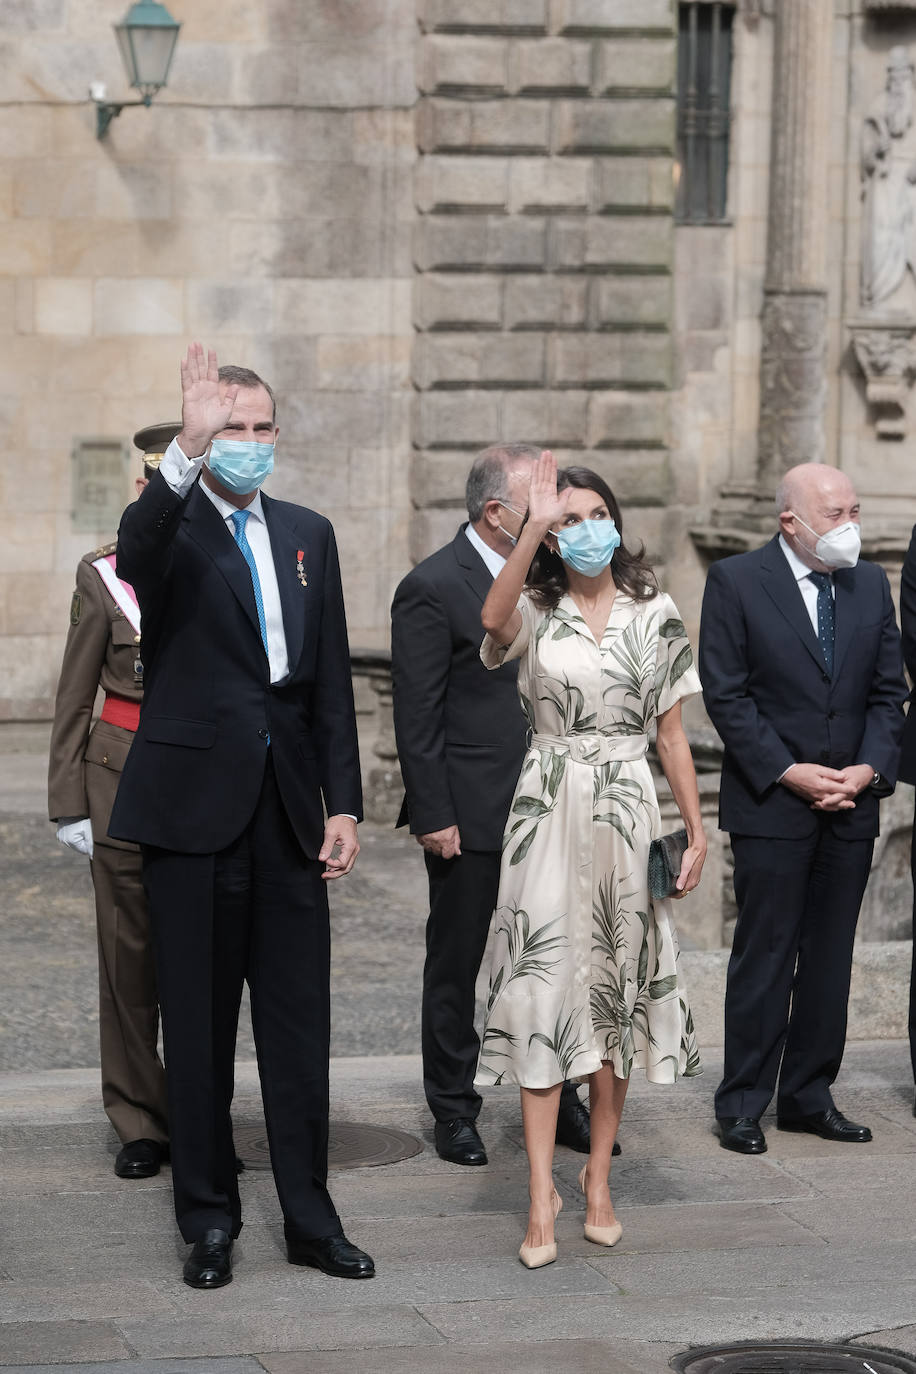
[[478, 452, 706, 1268]]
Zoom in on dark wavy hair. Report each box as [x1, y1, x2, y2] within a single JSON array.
[[526, 465, 657, 609]]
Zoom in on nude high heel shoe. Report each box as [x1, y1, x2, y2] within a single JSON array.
[[518, 1188, 562, 1269], [578, 1163, 623, 1247]]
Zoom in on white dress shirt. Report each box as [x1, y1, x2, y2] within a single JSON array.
[[778, 533, 833, 636], [465, 522, 507, 579], [159, 438, 289, 683]]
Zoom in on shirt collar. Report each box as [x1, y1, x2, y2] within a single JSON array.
[[465, 522, 507, 579], [200, 479, 265, 526], [778, 532, 822, 584]]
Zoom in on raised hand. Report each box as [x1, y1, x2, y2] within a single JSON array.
[[177, 342, 240, 457], [527, 450, 572, 532]]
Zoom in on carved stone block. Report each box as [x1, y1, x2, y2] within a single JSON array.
[[849, 318, 916, 439]]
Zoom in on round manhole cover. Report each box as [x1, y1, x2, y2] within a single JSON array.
[[671, 1342, 916, 1373], [234, 1119, 422, 1171]]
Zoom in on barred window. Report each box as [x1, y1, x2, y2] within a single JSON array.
[[675, 1, 735, 224]]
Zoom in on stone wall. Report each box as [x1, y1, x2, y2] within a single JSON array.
[[0, 0, 416, 719], [410, 0, 678, 563]]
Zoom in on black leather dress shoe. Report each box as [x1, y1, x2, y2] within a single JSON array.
[[183, 1229, 233, 1289], [287, 1233, 375, 1279], [434, 1118, 488, 1165], [555, 1088, 622, 1156], [114, 1138, 166, 1179], [556, 1090, 590, 1152], [777, 1107, 872, 1142], [717, 1116, 767, 1154]]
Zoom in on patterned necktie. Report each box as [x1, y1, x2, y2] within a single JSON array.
[[807, 570, 834, 675], [229, 509, 269, 658]]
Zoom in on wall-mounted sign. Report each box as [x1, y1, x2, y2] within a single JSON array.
[[71, 438, 129, 533]]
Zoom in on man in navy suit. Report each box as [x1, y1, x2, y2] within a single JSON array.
[[391, 444, 593, 1166], [895, 526, 916, 1114], [111, 344, 373, 1286], [699, 463, 906, 1155]]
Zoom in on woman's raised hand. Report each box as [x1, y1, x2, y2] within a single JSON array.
[[178, 342, 239, 456], [527, 450, 571, 531]]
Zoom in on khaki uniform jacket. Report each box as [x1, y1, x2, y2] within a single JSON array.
[[48, 544, 143, 853]]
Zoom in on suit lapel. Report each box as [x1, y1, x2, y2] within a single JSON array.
[[184, 484, 264, 646], [262, 493, 308, 679], [759, 536, 827, 674], [453, 525, 496, 604]]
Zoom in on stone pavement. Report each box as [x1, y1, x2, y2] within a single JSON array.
[[3, 726, 916, 1370], [3, 1047, 916, 1371]]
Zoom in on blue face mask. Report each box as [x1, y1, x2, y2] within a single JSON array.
[[207, 438, 275, 495], [552, 518, 621, 578]]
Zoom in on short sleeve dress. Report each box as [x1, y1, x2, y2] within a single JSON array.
[[474, 588, 702, 1090]]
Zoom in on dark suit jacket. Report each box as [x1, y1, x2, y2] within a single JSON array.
[[390, 526, 528, 851], [897, 523, 916, 786], [698, 534, 907, 839], [108, 470, 361, 857]]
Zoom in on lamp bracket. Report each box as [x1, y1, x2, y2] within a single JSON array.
[[92, 94, 150, 140]]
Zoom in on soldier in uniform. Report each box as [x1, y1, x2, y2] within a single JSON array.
[[48, 423, 176, 1179]]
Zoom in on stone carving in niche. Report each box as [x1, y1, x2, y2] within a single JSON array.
[[850, 323, 916, 438], [861, 46, 916, 309], [852, 46, 916, 437]]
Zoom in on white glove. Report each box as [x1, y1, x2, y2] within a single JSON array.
[[57, 817, 94, 859]]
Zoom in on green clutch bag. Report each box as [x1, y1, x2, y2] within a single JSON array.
[[648, 828, 688, 900]]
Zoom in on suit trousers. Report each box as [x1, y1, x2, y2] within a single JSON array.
[[715, 821, 873, 1122], [142, 753, 340, 1245], [422, 848, 501, 1122], [909, 810, 916, 1083], [90, 842, 168, 1145]]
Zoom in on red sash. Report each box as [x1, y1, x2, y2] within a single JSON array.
[[100, 693, 141, 733]]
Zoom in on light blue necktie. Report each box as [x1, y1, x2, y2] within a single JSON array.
[[807, 570, 835, 676], [229, 509, 269, 658]]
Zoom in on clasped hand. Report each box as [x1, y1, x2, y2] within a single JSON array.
[[782, 762, 875, 811]]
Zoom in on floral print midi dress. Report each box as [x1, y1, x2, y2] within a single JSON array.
[[474, 588, 702, 1090]]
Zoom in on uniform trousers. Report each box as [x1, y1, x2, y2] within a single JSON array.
[[715, 821, 873, 1122], [89, 842, 168, 1145], [142, 752, 340, 1245]]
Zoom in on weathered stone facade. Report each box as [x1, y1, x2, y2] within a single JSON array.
[[411, 0, 677, 565], [0, 0, 417, 717], [3, 0, 916, 950]]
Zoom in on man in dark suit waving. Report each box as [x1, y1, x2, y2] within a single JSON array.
[[699, 463, 906, 1155], [391, 444, 591, 1166], [111, 343, 373, 1287]]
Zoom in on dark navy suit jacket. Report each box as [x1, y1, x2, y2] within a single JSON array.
[[109, 470, 361, 857], [390, 526, 528, 852], [897, 523, 916, 786], [698, 535, 907, 839]]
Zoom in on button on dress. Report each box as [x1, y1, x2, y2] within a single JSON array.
[[475, 590, 702, 1089]]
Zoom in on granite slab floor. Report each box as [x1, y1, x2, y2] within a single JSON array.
[[1, 1047, 916, 1371]]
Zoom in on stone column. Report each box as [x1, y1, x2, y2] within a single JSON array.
[[756, 0, 834, 489]]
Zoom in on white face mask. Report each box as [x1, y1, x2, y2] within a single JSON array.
[[791, 512, 861, 570], [496, 501, 526, 546]]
